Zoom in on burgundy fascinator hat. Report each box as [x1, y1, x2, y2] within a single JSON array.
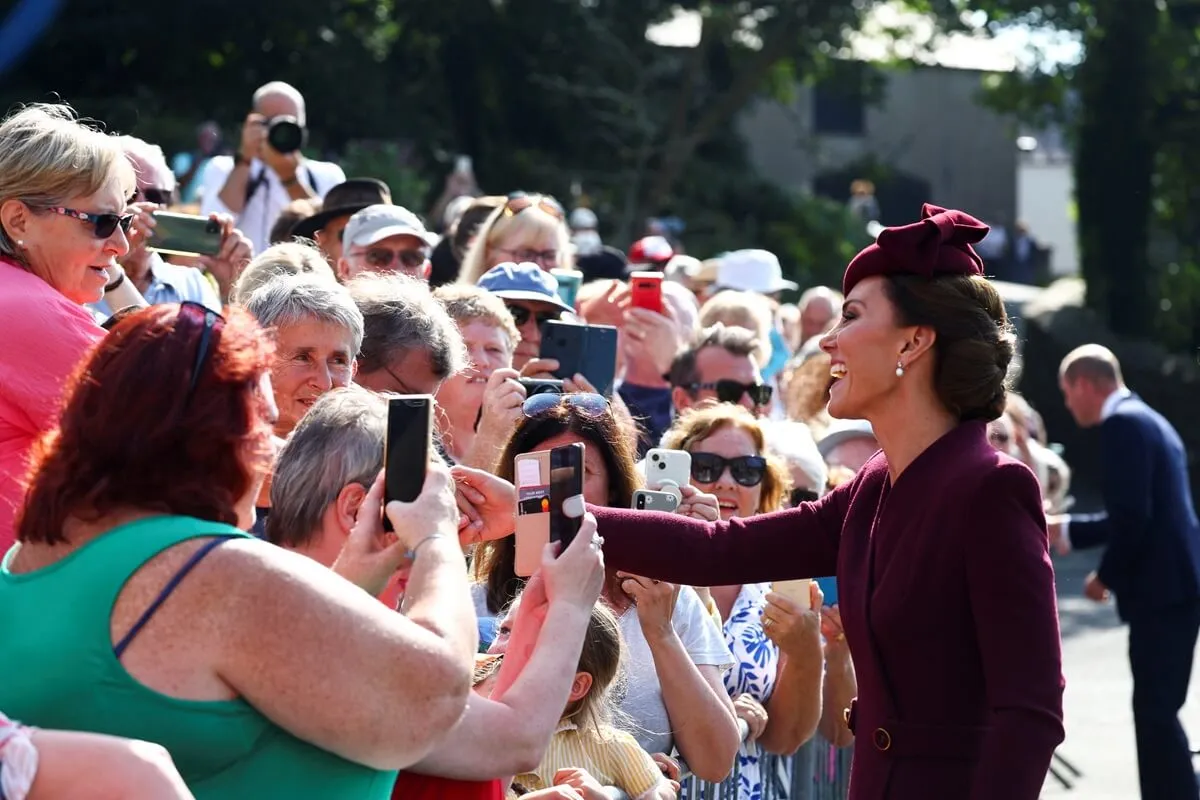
[[842, 204, 990, 295]]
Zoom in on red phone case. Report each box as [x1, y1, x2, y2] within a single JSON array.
[[630, 273, 664, 314]]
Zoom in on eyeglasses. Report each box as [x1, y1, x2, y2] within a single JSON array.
[[690, 452, 768, 487], [352, 247, 429, 271], [180, 301, 225, 405], [522, 392, 609, 419], [41, 206, 134, 238], [685, 380, 773, 407], [503, 193, 564, 221], [506, 303, 563, 329], [495, 247, 559, 267], [789, 487, 820, 507], [136, 187, 174, 206]]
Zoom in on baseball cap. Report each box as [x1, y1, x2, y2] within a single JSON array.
[[476, 262, 575, 314], [716, 249, 799, 294], [628, 236, 674, 266], [817, 419, 877, 459], [343, 204, 437, 249]]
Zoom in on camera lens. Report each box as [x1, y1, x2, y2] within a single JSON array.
[[267, 117, 304, 153], [637, 496, 645, 508], [651, 454, 660, 462]]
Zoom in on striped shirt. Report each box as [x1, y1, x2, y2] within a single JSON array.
[[516, 720, 663, 798]]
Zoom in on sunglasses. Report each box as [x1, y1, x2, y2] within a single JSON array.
[[506, 304, 563, 329], [353, 247, 429, 271], [43, 206, 134, 239], [503, 192, 564, 221], [789, 487, 820, 507], [690, 452, 768, 487], [136, 187, 174, 206], [180, 301, 225, 405], [522, 391, 609, 419], [685, 380, 773, 407]]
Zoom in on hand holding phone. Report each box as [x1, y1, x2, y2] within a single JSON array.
[[514, 443, 586, 576], [771, 579, 813, 611], [644, 449, 692, 504], [632, 489, 680, 513], [384, 396, 434, 531], [629, 271, 664, 314], [149, 211, 224, 257], [539, 321, 618, 397]]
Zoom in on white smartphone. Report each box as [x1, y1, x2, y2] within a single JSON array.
[[771, 579, 813, 610], [644, 448, 692, 503], [632, 489, 680, 513]]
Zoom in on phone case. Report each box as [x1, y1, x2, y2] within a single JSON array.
[[629, 271, 664, 314], [384, 396, 432, 522], [815, 576, 838, 606], [149, 211, 223, 257], [771, 579, 813, 610], [550, 269, 583, 308], [644, 449, 692, 503], [539, 322, 618, 397], [632, 489, 680, 513], [514, 451, 551, 577]]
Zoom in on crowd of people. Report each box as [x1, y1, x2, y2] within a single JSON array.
[[0, 79, 1187, 800]]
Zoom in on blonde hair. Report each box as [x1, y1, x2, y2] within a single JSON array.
[[0, 104, 135, 261], [698, 290, 774, 368], [458, 199, 573, 284], [661, 404, 791, 515], [564, 602, 625, 735], [231, 240, 337, 305], [433, 283, 521, 353]]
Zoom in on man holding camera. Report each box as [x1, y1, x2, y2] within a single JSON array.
[[200, 81, 345, 252]]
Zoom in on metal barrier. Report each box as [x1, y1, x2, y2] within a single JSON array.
[[675, 735, 853, 800]]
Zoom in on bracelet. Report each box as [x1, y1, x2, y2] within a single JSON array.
[[0, 713, 38, 800], [405, 533, 447, 560], [104, 271, 125, 293]]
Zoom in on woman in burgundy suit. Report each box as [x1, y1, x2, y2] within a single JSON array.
[[591, 205, 1065, 799]]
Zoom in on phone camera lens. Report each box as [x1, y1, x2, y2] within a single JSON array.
[[651, 454, 660, 462], [657, 462, 666, 470], [637, 496, 645, 508]]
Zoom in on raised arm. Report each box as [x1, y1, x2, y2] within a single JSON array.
[[591, 481, 850, 587], [964, 463, 1065, 799]]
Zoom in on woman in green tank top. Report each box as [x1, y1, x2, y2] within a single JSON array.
[[0, 304, 478, 799]]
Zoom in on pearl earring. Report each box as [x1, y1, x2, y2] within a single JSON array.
[[16, 240, 23, 247], [895, 360, 905, 378]]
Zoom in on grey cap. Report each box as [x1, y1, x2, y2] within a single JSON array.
[[817, 418, 877, 458], [343, 204, 436, 248]]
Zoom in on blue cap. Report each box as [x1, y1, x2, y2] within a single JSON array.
[[476, 262, 575, 313]]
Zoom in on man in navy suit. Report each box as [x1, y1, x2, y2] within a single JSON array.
[[1049, 344, 1200, 799]]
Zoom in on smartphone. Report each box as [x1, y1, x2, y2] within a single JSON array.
[[384, 396, 433, 531], [815, 576, 838, 607], [551, 269, 583, 308], [772, 579, 813, 610], [539, 321, 618, 397], [644, 448, 692, 503], [518, 378, 564, 397], [513, 443, 585, 576], [632, 489, 680, 513], [149, 211, 223, 257], [629, 271, 664, 314]]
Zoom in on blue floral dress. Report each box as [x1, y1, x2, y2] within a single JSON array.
[[723, 583, 780, 800]]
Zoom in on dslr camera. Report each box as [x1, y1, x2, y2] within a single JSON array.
[[518, 378, 564, 396], [265, 116, 306, 154]]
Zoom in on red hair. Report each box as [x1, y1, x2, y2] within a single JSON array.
[[16, 304, 275, 544]]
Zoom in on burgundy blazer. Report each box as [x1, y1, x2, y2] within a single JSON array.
[[593, 421, 1065, 799]]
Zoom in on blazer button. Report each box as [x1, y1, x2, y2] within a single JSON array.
[[873, 727, 892, 751]]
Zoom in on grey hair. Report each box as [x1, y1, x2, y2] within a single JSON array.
[[798, 285, 843, 312], [243, 274, 364, 356], [266, 387, 386, 547], [252, 81, 306, 126], [761, 419, 828, 495], [348, 272, 468, 379], [114, 135, 175, 192], [231, 240, 336, 305]]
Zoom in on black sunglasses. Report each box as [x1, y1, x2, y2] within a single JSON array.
[[505, 304, 562, 329], [43, 206, 134, 239], [789, 487, 820, 507], [686, 379, 773, 407], [181, 302, 225, 405], [690, 452, 768, 487], [522, 392, 609, 419]]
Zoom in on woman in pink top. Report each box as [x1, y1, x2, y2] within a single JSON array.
[[0, 104, 141, 551]]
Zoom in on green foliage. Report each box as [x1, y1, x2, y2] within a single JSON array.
[[339, 141, 431, 211]]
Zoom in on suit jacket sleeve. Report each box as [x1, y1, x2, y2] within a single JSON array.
[[1090, 416, 1154, 593], [591, 478, 850, 586], [964, 462, 1065, 799]]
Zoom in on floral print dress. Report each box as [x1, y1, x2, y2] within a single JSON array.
[[723, 582, 780, 800]]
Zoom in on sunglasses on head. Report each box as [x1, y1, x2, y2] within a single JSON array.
[[503, 192, 564, 221], [42, 206, 134, 239], [522, 391, 609, 419], [354, 247, 429, 271], [505, 304, 562, 329], [789, 487, 820, 507], [136, 187, 174, 206], [690, 452, 768, 487], [179, 301, 225, 405], [686, 379, 773, 407]]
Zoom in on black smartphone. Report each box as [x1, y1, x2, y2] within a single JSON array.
[[149, 211, 223, 257], [548, 442, 584, 551], [384, 395, 433, 531], [539, 321, 618, 397], [518, 378, 564, 397]]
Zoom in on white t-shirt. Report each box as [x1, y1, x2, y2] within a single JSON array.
[[616, 585, 734, 755], [199, 155, 345, 254]]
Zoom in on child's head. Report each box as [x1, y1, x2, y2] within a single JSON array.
[[563, 602, 623, 730]]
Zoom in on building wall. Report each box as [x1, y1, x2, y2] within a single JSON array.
[[1017, 154, 1078, 276], [737, 65, 1018, 227]]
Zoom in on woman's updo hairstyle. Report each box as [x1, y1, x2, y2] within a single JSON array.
[[842, 203, 1014, 422]]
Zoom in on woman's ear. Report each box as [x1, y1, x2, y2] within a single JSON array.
[[901, 324, 937, 364], [0, 199, 31, 243], [333, 481, 369, 535], [567, 671, 594, 703]]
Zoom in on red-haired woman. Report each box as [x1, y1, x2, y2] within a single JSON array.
[[0, 303, 477, 800]]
